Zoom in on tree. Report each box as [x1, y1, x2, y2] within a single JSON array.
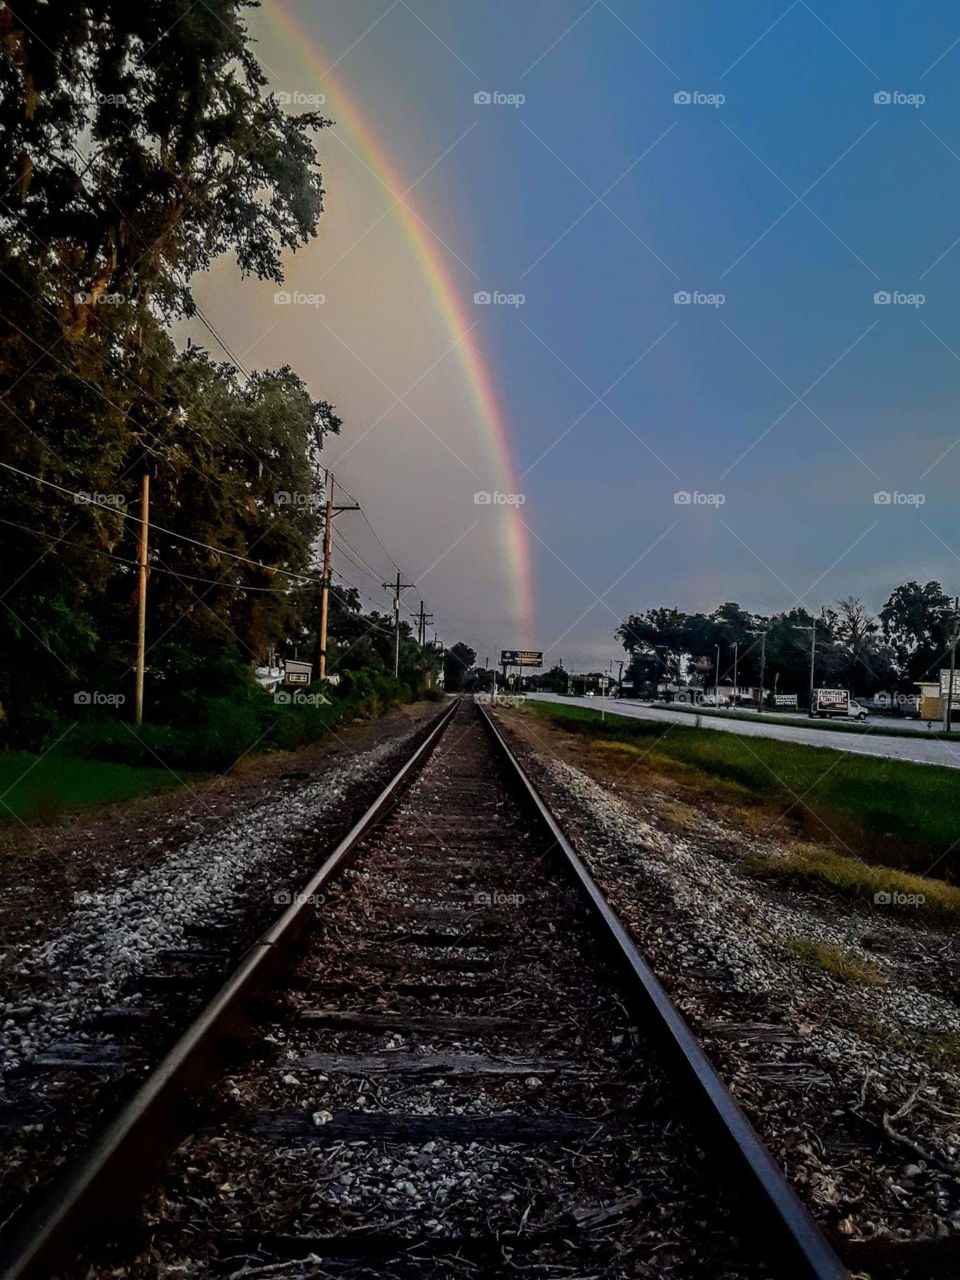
[[0, 2, 339, 742], [880, 581, 953, 688], [541, 663, 569, 693], [0, 0, 330, 318], [831, 597, 897, 695], [443, 642, 476, 692]]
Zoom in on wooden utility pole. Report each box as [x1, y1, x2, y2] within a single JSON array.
[[134, 472, 149, 726], [416, 600, 433, 646], [317, 471, 358, 681], [317, 480, 334, 682], [383, 569, 415, 678]]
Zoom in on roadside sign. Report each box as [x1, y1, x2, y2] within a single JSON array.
[[501, 649, 543, 667], [774, 693, 798, 708], [939, 670, 960, 697], [283, 659, 313, 686]]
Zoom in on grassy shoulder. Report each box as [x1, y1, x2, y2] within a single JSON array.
[[639, 700, 954, 742], [523, 700, 960, 913], [1, 673, 442, 828], [0, 751, 184, 826]]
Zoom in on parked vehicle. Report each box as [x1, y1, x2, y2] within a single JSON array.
[[810, 689, 868, 720]]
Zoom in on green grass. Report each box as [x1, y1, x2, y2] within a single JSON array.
[[525, 700, 960, 884], [745, 843, 960, 924], [640, 701, 954, 741], [0, 750, 185, 826], [786, 938, 885, 985]]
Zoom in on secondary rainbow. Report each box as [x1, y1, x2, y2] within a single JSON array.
[[267, 3, 534, 640]]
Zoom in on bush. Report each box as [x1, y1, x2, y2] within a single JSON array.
[[54, 667, 422, 771]]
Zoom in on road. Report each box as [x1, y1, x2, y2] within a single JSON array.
[[524, 693, 960, 770]]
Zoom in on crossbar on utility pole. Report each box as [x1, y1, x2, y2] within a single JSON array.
[[383, 570, 415, 678], [317, 471, 358, 681]]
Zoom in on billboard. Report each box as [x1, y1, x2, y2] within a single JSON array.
[[501, 650, 543, 668]]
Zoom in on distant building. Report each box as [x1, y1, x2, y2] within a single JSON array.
[[916, 681, 942, 721]]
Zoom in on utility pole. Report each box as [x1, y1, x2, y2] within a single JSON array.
[[416, 600, 433, 647], [758, 630, 767, 711], [733, 642, 739, 704], [317, 471, 359, 681], [134, 472, 149, 727], [797, 621, 817, 715], [749, 628, 767, 712], [714, 644, 720, 704], [383, 569, 415, 678], [947, 596, 959, 732]]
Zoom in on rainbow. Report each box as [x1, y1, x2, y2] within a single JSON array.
[[265, 3, 534, 640]]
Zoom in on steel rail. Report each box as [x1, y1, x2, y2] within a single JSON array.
[[0, 697, 461, 1280], [477, 701, 850, 1280]]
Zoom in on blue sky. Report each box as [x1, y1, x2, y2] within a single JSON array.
[[187, 1, 960, 668]]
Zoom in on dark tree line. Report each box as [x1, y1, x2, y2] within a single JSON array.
[[618, 584, 958, 698], [0, 1, 436, 746]]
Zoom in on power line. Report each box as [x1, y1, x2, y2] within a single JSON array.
[[0, 460, 322, 588], [0, 513, 303, 593], [329, 474, 403, 577], [330, 527, 385, 588]]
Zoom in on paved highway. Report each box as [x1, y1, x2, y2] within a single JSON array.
[[524, 693, 960, 770]]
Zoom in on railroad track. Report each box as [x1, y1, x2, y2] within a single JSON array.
[[1, 697, 851, 1280]]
